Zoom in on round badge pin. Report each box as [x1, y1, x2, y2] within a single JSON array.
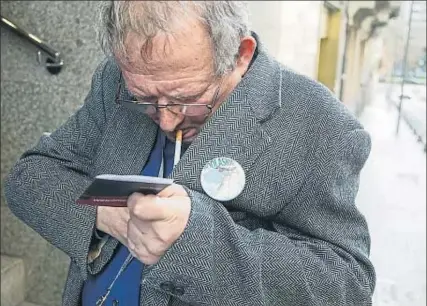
[[200, 157, 246, 201]]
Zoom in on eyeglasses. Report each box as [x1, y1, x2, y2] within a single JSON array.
[[115, 74, 224, 117]]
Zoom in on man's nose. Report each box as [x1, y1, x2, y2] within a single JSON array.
[[157, 107, 181, 132]]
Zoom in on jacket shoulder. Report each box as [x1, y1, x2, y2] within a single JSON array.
[[278, 66, 364, 133], [87, 57, 121, 119]]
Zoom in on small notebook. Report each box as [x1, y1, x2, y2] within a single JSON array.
[[76, 174, 173, 207]]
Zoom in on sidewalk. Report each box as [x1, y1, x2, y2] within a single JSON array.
[[356, 87, 426, 306]]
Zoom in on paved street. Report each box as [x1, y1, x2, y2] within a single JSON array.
[[356, 87, 426, 306]]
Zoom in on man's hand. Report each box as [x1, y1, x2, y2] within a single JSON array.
[[127, 184, 191, 265], [96, 206, 130, 247]]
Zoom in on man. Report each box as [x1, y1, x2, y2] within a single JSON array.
[[4, 1, 375, 306]]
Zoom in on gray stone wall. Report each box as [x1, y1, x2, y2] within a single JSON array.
[[1, 1, 104, 305], [247, 1, 323, 79]]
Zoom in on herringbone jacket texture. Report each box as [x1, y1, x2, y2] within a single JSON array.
[[5, 44, 375, 306]]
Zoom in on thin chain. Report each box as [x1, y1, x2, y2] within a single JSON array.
[[96, 253, 134, 306]]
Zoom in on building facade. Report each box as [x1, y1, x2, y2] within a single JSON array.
[[249, 1, 401, 115]]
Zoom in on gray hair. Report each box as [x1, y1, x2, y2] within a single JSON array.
[[97, 1, 250, 76]]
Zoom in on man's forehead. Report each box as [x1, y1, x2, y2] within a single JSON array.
[[120, 18, 213, 74]]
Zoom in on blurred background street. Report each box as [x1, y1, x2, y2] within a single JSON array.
[[358, 83, 426, 306], [1, 1, 426, 306]]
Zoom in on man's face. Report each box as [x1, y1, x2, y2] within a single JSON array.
[[118, 19, 224, 143]]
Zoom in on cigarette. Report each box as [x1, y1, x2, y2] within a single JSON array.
[[173, 130, 182, 167]]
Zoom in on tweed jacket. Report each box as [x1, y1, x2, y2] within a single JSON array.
[[5, 42, 375, 306]]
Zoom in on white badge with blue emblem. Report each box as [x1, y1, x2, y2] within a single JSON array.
[[201, 157, 246, 201]]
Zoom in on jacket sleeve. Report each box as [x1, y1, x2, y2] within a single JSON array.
[[4, 58, 120, 280], [142, 129, 376, 306]]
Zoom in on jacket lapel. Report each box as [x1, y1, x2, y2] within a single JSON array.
[[93, 106, 158, 176]]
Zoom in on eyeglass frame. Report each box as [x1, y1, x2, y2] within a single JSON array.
[[115, 73, 224, 117]]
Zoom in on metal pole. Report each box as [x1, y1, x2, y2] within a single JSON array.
[[386, 20, 399, 104], [396, 0, 414, 135]]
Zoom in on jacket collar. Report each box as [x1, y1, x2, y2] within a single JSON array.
[[224, 31, 282, 123]]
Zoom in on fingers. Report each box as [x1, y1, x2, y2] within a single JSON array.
[[127, 219, 163, 265], [124, 186, 191, 266], [128, 239, 160, 265]]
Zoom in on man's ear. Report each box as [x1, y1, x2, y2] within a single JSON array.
[[235, 36, 257, 76]]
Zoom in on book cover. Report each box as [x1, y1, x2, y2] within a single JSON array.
[[76, 174, 173, 207]]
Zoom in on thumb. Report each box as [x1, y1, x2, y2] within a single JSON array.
[[158, 183, 188, 198]]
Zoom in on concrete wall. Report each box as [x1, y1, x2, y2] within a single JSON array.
[[248, 1, 323, 79], [277, 1, 323, 79], [1, 1, 104, 305], [247, 1, 283, 60]]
